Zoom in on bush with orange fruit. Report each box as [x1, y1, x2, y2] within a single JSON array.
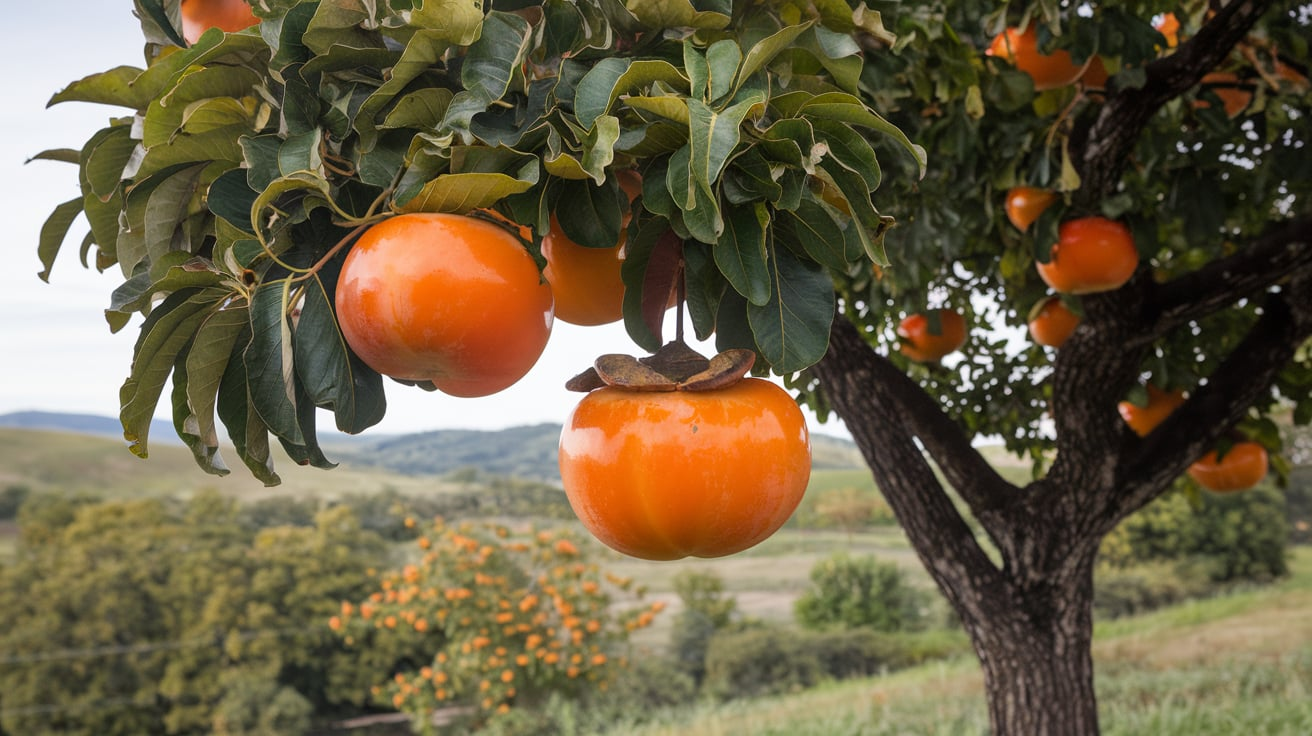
[[334, 521, 664, 731]]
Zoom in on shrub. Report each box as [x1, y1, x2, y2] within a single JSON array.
[[669, 570, 738, 683], [700, 626, 962, 702], [1101, 486, 1289, 583], [1093, 561, 1217, 619], [795, 553, 927, 632]]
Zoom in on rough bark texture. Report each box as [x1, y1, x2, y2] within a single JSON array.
[[809, 5, 1310, 733]]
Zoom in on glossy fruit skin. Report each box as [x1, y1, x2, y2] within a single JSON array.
[[897, 309, 967, 363], [1188, 442, 1269, 492], [181, 0, 259, 45], [1118, 385, 1186, 437], [988, 26, 1086, 91], [541, 171, 642, 326], [1036, 217, 1138, 294], [559, 379, 812, 561], [1004, 187, 1058, 231], [335, 213, 554, 398], [1028, 296, 1080, 348]]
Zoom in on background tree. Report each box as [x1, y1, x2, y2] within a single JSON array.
[[35, 1, 1310, 734], [668, 570, 738, 683]]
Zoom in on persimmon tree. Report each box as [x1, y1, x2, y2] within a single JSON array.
[[34, 0, 1312, 734]]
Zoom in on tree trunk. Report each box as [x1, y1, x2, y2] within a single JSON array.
[[965, 555, 1100, 736], [812, 316, 1106, 735]]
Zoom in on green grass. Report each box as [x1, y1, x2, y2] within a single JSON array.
[[610, 548, 1312, 736]]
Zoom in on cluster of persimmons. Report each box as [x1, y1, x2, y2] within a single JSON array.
[[183, 3, 1268, 571]]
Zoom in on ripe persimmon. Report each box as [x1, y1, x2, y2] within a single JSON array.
[[1081, 56, 1110, 90], [1118, 385, 1186, 436], [1036, 217, 1138, 294], [1154, 13, 1180, 49], [1004, 187, 1058, 231], [1195, 73, 1253, 117], [987, 25, 1087, 91], [335, 213, 554, 398], [897, 309, 967, 363], [1027, 296, 1080, 348], [559, 378, 811, 560], [180, 0, 259, 45], [1188, 441, 1269, 492], [542, 170, 643, 326]]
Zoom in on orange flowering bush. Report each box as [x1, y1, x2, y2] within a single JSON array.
[[333, 520, 665, 732]]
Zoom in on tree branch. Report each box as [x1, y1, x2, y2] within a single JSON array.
[[1110, 271, 1312, 527], [827, 316, 1018, 515], [1073, 0, 1272, 207], [813, 317, 1010, 593], [1148, 214, 1312, 335]]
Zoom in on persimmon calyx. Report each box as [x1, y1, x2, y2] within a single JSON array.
[[565, 343, 756, 393]]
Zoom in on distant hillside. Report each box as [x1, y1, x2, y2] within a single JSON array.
[[0, 411, 868, 485], [332, 424, 866, 481], [0, 411, 178, 444]]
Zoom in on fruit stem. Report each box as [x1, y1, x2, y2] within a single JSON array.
[[675, 257, 686, 346]]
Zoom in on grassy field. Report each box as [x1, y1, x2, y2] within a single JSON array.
[[611, 547, 1312, 736]]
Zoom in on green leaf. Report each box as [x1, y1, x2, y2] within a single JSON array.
[[37, 198, 84, 283], [120, 288, 225, 458], [735, 22, 813, 95], [171, 337, 228, 478], [108, 255, 227, 320], [410, 0, 486, 43], [683, 241, 724, 341], [626, 0, 731, 31], [208, 168, 260, 234], [48, 66, 152, 110], [184, 302, 250, 472], [217, 335, 281, 486], [666, 144, 722, 244], [397, 170, 539, 213], [461, 11, 533, 104], [706, 40, 741, 103], [293, 273, 386, 434], [244, 279, 303, 446], [783, 197, 851, 271], [382, 88, 456, 130], [556, 178, 625, 250], [81, 125, 136, 201], [797, 93, 927, 176], [576, 59, 689, 130], [28, 148, 81, 164], [715, 202, 771, 306], [747, 243, 835, 373], [145, 165, 206, 266], [141, 65, 262, 149]]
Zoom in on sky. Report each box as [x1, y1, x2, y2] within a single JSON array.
[[0, 2, 854, 440]]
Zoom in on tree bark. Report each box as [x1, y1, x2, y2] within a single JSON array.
[[813, 318, 1105, 735]]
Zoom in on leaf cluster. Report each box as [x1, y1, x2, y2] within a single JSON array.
[[39, 0, 923, 481]]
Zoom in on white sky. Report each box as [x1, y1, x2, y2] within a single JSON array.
[[0, 2, 852, 440]]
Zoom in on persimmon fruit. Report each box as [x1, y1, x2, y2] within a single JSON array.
[[180, 0, 259, 45], [1188, 441, 1269, 492], [1028, 296, 1080, 348], [1154, 13, 1180, 49], [335, 213, 554, 398], [898, 309, 967, 363], [1036, 217, 1138, 294], [542, 170, 643, 326], [987, 25, 1087, 91], [1196, 73, 1252, 117], [1004, 187, 1058, 231], [558, 378, 811, 561], [1081, 56, 1110, 90], [1118, 385, 1186, 437]]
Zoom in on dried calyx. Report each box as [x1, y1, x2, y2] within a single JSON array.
[[566, 342, 756, 393]]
